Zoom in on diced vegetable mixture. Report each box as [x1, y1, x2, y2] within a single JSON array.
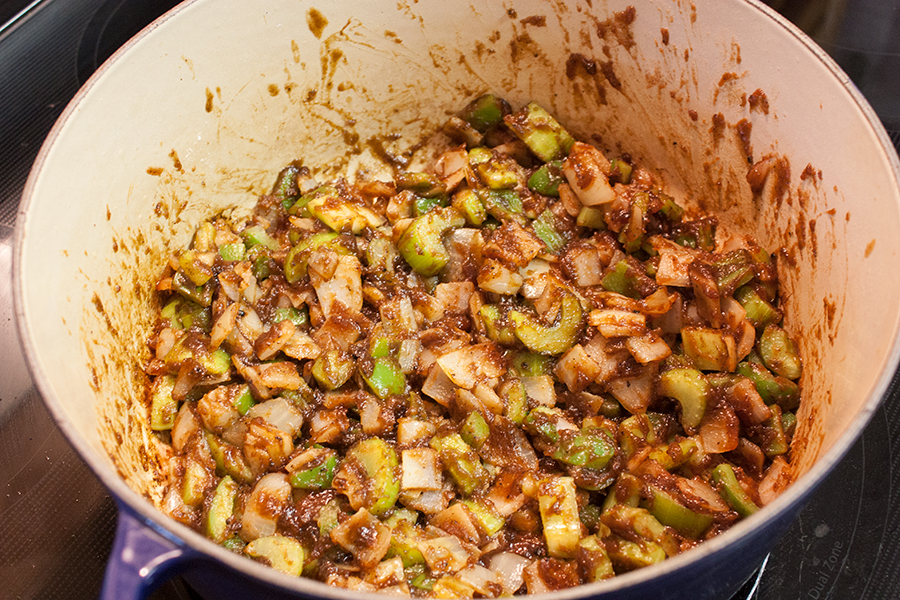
[[148, 95, 800, 595]]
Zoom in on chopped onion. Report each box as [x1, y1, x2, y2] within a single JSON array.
[[489, 552, 530, 595], [458, 564, 502, 596], [309, 252, 364, 318], [699, 405, 740, 453], [419, 535, 473, 574], [246, 397, 304, 436], [521, 375, 556, 407], [758, 456, 792, 505], [171, 403, 200, 452], [477, 259, 524, 295], [607, 365, 656, 414], [625, 331, 673, 364], [156, 327, 178, 360], [561, 142, 615, 206], [241, 473, 291, 541], [401, 447, 443, 492], [197, 385, 242, 432]]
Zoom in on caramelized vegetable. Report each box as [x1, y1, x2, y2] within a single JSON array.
[[148, 96, 803, 595]]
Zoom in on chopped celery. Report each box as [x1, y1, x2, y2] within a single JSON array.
[[576, 206, 607, 229], [509, 291, 584, 355], [283, 231, 346, 284], [501, 378, 528, 424], [579, 503, 603, 530], [273, 306, 309, 329], [272, 162, 303, 209], [736, 360, 800, 411], [781, 410, 797, 438], [191, 222, 216, 252], [619, 192, 649, 254], [414, 195, 446, 217], [206, 433, 254, 484], [178, 250, 215, 286], [524, 406, 562, 444], [362, 356, 407, 398], [647, 437, 699, 470], [311, 349, 355, 391], [758, 324, 802, 380], [616, 414, 659, 459], [645, 487, 712, 539], [711, 249, 755, 295], [504, 102, 575, 162], [479, 304, 517, 346], [198, 347, 231, 376], [241, 225, 280, 251], [397, 172, 447, 198], [218, 241, 246, 262], [509, 351, 554, 377], [658, 192, 684, 222], [150, 374, 178, 431], [480, 188, 525, 223], [475, 155, 520, 190], [369, 336, 392, 359], [232, 385, 256, 415], [606, 536, 666, 570], [601, 259, 642, 299], [388, 520, 426, 567], [306, 189, 383, 234], [287, 185, 336, 216], [577, 535, 615, 581], [602, 504, 677, 558], [430, 433, 487, 496], [245, 536, 306, 576], [397, 207, 465, 276], [222, 537, 246, 553], [172, 271, 214, 307], [712, 463, 759, 518], [462, 499, 505, 536], [460, 411, 490, 450], [181, 458, 209, 506], [552, 427, 616, 470], [451, 188, 487, 226], [537, 476, 582, 558], [333, 438, 400, 516], [681, 327, 736, 372], [206, 475, 239, 542], [734, 285, 781, 329], [658, 368, 709, 430], [608, 158, 633, 184], [752, 403, 789, 457]]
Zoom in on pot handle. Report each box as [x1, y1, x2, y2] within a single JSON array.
[[101, 505, 197, 600]]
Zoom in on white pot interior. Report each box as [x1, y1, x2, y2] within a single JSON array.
[[15, 0, 900, 594]]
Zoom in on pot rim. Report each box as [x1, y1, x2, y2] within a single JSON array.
[[12, 0, 900, 597]]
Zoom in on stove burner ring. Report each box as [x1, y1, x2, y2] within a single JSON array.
[[75, 0, 181, 85]]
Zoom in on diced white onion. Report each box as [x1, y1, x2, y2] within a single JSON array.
[[241, 473, 291, 541]]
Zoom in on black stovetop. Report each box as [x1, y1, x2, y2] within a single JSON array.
[[1, 1, 898, 598]]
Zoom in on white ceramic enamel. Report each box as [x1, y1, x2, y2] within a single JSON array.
[[14, 0, 900, 598]]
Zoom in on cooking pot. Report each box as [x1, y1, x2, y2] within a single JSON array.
[[13, 0, 900, 598]]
